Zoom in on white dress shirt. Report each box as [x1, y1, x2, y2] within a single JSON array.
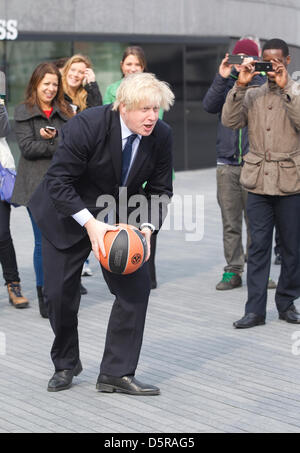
[[72, 114, 141, 227]]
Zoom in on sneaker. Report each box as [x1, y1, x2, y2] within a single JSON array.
[[267, 278, 277, 289], [82, 263, 93, 277], [7, 282, 29, 309], [216, 272, 242, 290]]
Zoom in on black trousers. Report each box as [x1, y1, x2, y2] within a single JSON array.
[[245, 192, 300, 317], [0, 201, 19, 284], [148, 234, 157, 285], [42, 235, 151, 376]]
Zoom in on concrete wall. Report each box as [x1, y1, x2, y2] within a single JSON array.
[[0, 0, 300, 46]]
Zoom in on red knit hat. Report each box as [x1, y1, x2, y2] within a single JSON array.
[[232, 39, 259, 57]]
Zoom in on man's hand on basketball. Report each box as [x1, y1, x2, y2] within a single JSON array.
[[84, 217, 118, 260], [140, 227, 152, 262]]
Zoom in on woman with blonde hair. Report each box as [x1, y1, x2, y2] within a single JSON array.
[[61, 54, 102, 293], [61, 54, 102, 113]]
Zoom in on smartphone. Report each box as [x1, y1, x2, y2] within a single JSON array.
[[254, 62, 273, 72], [227, 55, 244, 65], [45, 126, 56, 132]]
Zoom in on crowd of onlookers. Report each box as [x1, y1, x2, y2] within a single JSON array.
[[0, 45, 162, 318], [1, 36, 300, 333]]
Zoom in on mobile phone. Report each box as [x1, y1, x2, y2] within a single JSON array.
[[254, 62, 273, 72], [45, 126, 56, 132], [227, 55, 244, 65]]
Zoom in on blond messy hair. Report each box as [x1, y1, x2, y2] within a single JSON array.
[[61, 54, 92, 112], [112, 73, 175, 112]]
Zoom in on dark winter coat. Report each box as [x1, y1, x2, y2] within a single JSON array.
[[11, 102, 70, 206], [0, 105, 10, 137], [202, 71, 266, 164]]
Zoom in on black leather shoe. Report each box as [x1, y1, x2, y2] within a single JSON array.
[[96, 374, 160, 395], [233, 313, 265, 329], [279, 305, 300, 324], [47, 360, 83, 392]]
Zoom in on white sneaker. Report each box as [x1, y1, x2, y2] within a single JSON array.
[[82, 263, 93, 276]]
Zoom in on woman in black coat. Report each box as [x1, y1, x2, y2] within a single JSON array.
[[12, 62, 73, 317], [0, 103, 29, 308]]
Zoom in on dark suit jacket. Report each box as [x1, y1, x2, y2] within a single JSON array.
[[28, 104, 173, 250]]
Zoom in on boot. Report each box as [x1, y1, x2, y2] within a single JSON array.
[[7, 282, 29, 309], [37, 286, 48, 319]]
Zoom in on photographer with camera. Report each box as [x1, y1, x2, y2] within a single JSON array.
[[222, 38, 300, 328], [203, 39, 268, 291]]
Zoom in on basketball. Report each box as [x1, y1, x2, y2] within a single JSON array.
[[100, 224, 148, 275]]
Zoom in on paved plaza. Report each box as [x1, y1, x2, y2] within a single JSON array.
[[0, 168, 299, 433]]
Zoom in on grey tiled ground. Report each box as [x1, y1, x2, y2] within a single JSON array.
[[1, 168, 300, 433]]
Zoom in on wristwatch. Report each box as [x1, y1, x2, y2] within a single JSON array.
[[140, 223, 155, 233]]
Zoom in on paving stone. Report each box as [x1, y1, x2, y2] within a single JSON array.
[[0, 168, 299, 433]]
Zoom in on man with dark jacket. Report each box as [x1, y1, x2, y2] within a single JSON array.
[[29, 73, 175, 394], [203, 39, 266, 290]]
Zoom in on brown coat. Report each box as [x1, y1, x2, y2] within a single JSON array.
[[221, 77, 300, 196]]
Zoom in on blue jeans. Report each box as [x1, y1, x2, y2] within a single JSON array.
[[28, 208, 44, 287]]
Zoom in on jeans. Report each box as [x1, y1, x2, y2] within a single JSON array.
[[0, 201, 20, 284], [28, 208, 44, 287]]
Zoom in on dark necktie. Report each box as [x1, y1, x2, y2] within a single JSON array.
[[121, 134, 137, 186]]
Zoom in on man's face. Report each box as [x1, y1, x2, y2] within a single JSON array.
[[120, 102, 160, 136], [262, 48, 290, 80]]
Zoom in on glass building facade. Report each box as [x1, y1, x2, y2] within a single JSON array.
[[2, 34, 300, 170]]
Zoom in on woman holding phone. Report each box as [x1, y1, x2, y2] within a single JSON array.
[[12, 62, 73, 318]]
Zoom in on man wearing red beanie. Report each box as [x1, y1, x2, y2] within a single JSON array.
[[203, 38, 268, 291], [232, 39, 260, 57]]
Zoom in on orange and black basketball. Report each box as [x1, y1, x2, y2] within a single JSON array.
[[100, 224, 148, 275]]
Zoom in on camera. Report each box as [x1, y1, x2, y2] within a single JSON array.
[[227, 55, 259, 65], [254, 62, 273, 72]]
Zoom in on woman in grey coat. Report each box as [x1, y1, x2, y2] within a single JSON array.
[[0, 101, 29, 308], [12, 62, 73, 317]]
